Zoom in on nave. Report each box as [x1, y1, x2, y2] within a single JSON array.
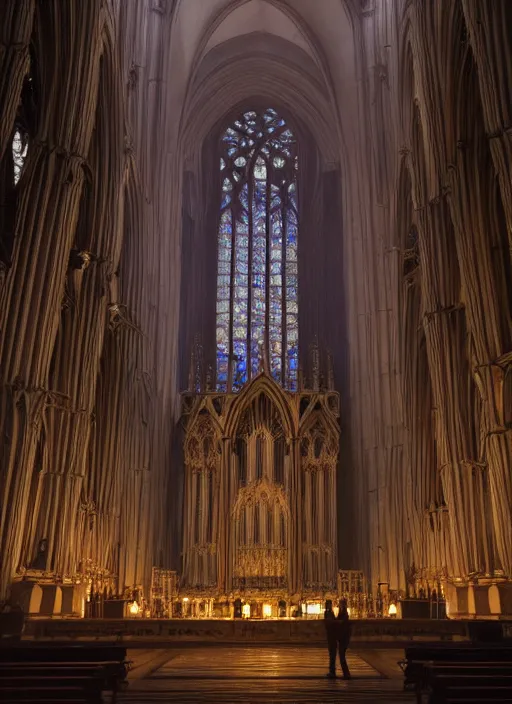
[[121, 646, 415, 703]]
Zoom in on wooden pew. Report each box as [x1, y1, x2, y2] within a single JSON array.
[[0, 643, 129, 703], [420, 663, 512, 702], [0, 611, 25, 639], [401, 644, 512, 691]]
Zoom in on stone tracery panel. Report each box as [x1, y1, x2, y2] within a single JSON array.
[[301, 416, 338, 590], [181, 413, 220, 589], [180, 373, 340, 604]]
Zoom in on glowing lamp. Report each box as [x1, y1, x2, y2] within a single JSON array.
[[242, 604, 251, 618], [263, 604, 272, 618], [347, 607, 352, 617], [129, 601, 139, 615], [388, 603, 397, 617], [183, 597, 189, 602]]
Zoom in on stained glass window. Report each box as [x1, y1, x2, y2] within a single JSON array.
[[12, 129, 28, 185], [216, 108, 298, 393]]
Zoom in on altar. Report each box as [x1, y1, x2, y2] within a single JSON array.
[[178, 369, 341, 614]]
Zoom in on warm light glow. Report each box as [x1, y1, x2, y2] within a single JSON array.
[[347, 607, 351, 617], [263, 604, 272, 618], [388, 603, 397, 616], [306, 602, 321, 615], [183, 597, 189, 602], [242, 604, 251, 618], [129, 601, 139, 615]]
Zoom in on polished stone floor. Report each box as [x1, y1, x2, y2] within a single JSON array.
[[121, 646, 415, 703]]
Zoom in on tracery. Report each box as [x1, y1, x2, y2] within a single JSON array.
[[216, 108, 298, 393]]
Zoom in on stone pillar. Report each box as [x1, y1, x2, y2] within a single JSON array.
[[0, 1, 104, 599], [0, 0, 35, 158]]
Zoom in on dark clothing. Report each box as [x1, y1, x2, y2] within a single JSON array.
[[328, 641, 350, 678], [324, 609, 351, 678]]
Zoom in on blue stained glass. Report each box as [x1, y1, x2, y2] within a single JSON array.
[[216, 108, 298, 392], [235, 272, 248, 286]]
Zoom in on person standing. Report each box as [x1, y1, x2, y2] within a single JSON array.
[[324, 598, 352, 679]]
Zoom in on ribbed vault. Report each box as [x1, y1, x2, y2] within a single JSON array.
[[181, 36, 338, 163]]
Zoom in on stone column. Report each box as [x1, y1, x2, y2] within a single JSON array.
[[0, 1, 104, 598], [447, 154, 512, 576], [462, 0, 512, 248], [0, 0, 35, 158]]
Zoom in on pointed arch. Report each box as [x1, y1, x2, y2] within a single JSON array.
[[298, 395, 340, 440], [232, 475, 290, 519], [225, 372, 296, 439]]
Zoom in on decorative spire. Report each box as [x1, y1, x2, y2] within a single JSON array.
[[194, 333, 203, 393], [310, 335, 320, 392], [205, 363, 214, 392], [263, 329, 270, 376], [258, 341, 265, 374], [298, 362, 304, 392], [188, 342, 195, 392], [327, 348, 335, 390]]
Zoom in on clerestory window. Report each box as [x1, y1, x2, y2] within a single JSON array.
[[216, 108, 298, 392], [12, 129, 28, 185]]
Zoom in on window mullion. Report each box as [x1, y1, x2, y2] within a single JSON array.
[[228, 207, 235, 392], [265, 164, 271, 370], [247, 176, 254, 381], [281, 196, 287, 386]]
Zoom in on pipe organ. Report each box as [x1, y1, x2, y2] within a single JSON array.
[[180, 371, 340, 614]]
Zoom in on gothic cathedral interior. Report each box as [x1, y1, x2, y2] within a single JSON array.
[[0, 0, 511, 624]]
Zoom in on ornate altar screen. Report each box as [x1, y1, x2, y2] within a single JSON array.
[[180, 371, 340, 615]]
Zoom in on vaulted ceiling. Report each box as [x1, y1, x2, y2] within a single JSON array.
[[165, 0, 364, 166]]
